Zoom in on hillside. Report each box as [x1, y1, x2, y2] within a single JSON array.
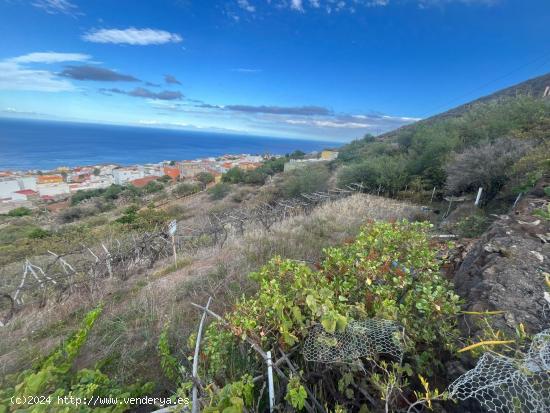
[[379, 71, 550, 142], [1, 73, 549, 413]]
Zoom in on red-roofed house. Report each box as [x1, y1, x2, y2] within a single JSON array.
[[14, 189, 38, 200], [130, 175, 160, 188], [163, 166, 180, 180]]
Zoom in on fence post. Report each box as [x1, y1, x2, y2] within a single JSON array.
[[430, 187, 436, 204], [512, 192, 523, 209], [444, 197, 453, 218], [191, 297, 212, 413], [474, 187, 483, 207], [266, 351, 275, 412]]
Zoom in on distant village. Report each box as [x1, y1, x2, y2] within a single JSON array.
[[0, 150, 338, 213]]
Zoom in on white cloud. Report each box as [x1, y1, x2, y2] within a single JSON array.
[[232, 68, 262, 73], [285, 119, 368, 128], [32, 0, 80, 15], [0, 61, 75, 92], [247, 0, 497, 13], [291, 0, 304, 11], [0, 52, 90, 92], [9, 52, 91, 64], [237, 0, 256, 12], [82, 28, 183, 45]]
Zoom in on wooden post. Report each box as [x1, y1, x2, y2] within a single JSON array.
[[430, 187, 436, 204]]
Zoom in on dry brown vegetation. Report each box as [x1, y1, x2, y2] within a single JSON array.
[[0, 193, 421, 388]]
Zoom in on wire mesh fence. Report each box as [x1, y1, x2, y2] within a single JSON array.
[[449, 329, 550, 413]]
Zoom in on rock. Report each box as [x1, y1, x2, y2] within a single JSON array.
[[530, 250, 544, 262], [453, 187, 550, 337]]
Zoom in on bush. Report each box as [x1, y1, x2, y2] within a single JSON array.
[[510, 141, 550, 193], [7, 207, 31, 217], [201, 221, 461, 411], [27, 227, 52, 239], [280, 163, 329, 198], [116, 205, 169, 231], [143, 180, 164, 194], [445, 137, 530, 201], [173, 182, 200, 197], [222, 167, 245, 184], [58, 206, 85, 223], [453, 213, 490, 238], [338, 155, 409, 194], [71, 184, 129, 205], [208, 183, 231, 200]]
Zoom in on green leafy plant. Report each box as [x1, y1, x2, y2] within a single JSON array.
[[158, 323, 181, 383], [203, 375, 254, 413], [533, 204, 550, 220], [7, 207, 32, 217], [285, 375, 307, 411], [201, 221, 462, 411], [454, 213, 490, 238], [0, 306, 153, 412]]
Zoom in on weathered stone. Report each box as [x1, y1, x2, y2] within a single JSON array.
[[453, 185, 550, 337]]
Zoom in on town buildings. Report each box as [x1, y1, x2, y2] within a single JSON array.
[[0, 153, 272, 209]]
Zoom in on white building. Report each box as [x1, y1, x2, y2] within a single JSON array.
[[37, 182, 71, 197], [112, 168, 144, 185], [0, 178, 20, 198], [18, 176, 37, 191]]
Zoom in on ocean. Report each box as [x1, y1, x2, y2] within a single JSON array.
[[0, 118, 339, 171]]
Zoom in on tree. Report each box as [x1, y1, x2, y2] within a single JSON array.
[[222, 167, 245, 184], [196, 172, 215, 186], [289, 150, 306, 159]]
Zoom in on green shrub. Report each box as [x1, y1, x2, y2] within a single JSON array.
[[27, 227, 52, 239], [280, 163, 329, 198], [533, 204, 550, 220], [453, 213, 490, 238], [201, 221, 461, 410], [7, 207, 32, 217], [208, 183, 231, 200], [173, 182, 200, 197], [116, 206, 169, 231], [143, 180, 164, 194]]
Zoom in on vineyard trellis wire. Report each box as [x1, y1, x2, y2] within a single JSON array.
[[0, 186, 365, 326]]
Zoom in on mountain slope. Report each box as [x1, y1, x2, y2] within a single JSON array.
[[379, 71, 550, 142]]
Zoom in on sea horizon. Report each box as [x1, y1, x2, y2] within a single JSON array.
[[0, 117, 341, 172]]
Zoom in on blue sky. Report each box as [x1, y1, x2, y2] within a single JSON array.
[[0, 0, 549, 141]]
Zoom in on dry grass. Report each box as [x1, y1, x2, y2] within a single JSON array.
[[239, 193, 420, 264], [0, 192, 420, 388]]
